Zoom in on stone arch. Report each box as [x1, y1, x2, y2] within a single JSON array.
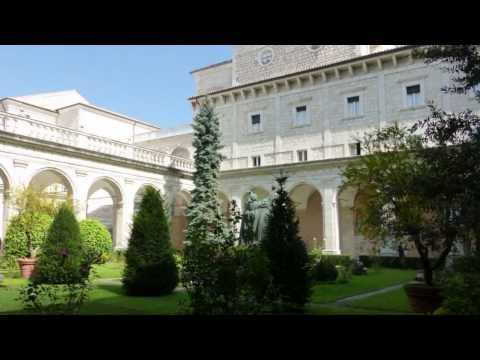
[[0, 166, 11, 243], [170, 190, 191, 250], [86, 177, 124, 248], [289, 183, 324, 250], [28, 167, 75, 201]]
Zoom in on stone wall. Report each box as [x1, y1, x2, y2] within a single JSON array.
[[231, 45, 363, 85]]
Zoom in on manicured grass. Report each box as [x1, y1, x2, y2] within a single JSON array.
[[310, 268, 416, 304], [91, 261, 125, 279], [0, 265, 415, 315], [80, 280, 188, 315], [343, 288, 413, 314]]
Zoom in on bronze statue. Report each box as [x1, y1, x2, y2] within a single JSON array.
[[239, 191, 271, 244]]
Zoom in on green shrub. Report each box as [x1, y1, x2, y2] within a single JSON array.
[[181, 241, 275, 314], [18, 281, 92, 314], [359, 255, 423, 269], [4, 212, 53, 261], [336, 265, 351, 284], [34, 204, 85, 284], [262, 176, 311, 310], [79, 219, 113, 265], [310, 257, 338, 282], [123, 186, 179, 296], [437, 253, 480, 314]]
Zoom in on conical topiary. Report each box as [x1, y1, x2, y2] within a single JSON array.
[[123, 186, 179, 296], [34, 203, 84, 284], [262, 174, 311, 310]]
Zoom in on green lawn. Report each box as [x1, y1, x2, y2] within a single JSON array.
[[91, 261, 125, 279], [0, 265, 416, 315], [343, 288, 413, 314], [310, 268, 416, 304]]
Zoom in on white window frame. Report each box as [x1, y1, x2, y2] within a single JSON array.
[[403, 80, 425, 109], [251, 155, 261, 167], [248, 111, 263, 134], [292, 104, 310, 128], [343, 92, 364, 119], [297, 149, 308, 162]]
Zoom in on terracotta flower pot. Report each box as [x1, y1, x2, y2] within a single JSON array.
[[18, 258, 37, 279], [404, 282, 443, 314]]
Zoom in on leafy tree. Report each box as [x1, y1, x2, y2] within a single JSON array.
[[413, 45, 480, 253], [4, 212, 52, 262], [262, 174, 311, 310], [342, 124, 451, 286], [9, 187, 60, 259], [123, 186, 178, 296], [34, 203, 85, 284], [416, 45, 480, 100]]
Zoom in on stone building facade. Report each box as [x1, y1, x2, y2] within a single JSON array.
[[188, 45, 480, 256], [1, 45, 478, 257]]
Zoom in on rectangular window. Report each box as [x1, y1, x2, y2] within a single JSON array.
[[349, 142, 361, 156], [297, 150, 308, 162], [294, 105, 308, 127], [252, 155, 261, 167], [250, 113, 262, 133], [347, 96, 360, 117], [406, 84, 421, 107]]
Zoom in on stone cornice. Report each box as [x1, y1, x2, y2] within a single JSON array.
[[0, 131, 193, 180], [219, 156, 356, 179], [189, 45, 423, 108]]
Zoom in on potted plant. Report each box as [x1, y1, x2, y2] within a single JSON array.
[[17, 233, 40, 279], [9, 187, 56, 279]]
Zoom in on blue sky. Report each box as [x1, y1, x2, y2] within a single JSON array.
[[0, 45, 231, 128]]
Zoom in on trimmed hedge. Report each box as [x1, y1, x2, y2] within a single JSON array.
[[34, 204, 85, 284], [79, 219, 113, 265], [123, 186, 179, 296], [359, 255, 423, 269], [4, 212, 53, 260]]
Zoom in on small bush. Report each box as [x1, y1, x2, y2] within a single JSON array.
[[79, 219, 113, 265], [4, 212, 53, 261], [310, 257, 338, 282], [359, 256, 423, 269], [437, 253, 480, 314], [351, 259, 368, 275], [19, 282, 91, 314], [34, 204, 85, 284], [336, 265, 351, 284], [181, 241, 275, 314]]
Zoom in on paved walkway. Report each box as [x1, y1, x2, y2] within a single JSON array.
[[334, 283, 405, 304]]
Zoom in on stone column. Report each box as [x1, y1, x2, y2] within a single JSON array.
[[120, 179, 136, 250], [321, 186, 341, 255]]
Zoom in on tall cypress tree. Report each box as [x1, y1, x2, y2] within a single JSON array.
[[185, 100, 225, 244], [123, 186, 178, 296], [262, 174, 311, 309]]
